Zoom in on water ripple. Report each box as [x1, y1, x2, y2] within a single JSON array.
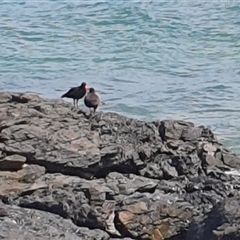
[[1, 1, 240, 153]]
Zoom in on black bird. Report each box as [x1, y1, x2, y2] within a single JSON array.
[[84, 87, 100, 113], [61, 82, 88, 107]]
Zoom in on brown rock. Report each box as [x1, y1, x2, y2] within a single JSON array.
[[0, 154, 26, 171], [116, 194, 192, 239]]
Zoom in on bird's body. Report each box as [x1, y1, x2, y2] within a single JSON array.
[[61, 82, 87, 107], [84, 88, 100, 113]]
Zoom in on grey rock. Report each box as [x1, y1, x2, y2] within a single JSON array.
[[0, 201, 110, 240], [0, 92, 240, 239], [222, 152, 240, 169], [187, 196, 240, 240]]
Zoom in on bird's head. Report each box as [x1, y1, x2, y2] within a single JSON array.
[[80, 82, 89, 91]]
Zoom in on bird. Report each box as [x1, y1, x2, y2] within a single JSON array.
[[61, 82, 88, 107], [84, 87, 100, 113]]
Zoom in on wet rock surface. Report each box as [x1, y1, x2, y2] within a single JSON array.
[[1, 92, 240, 239]]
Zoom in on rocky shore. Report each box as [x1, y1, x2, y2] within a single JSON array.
[[0, 92, 240, 240]]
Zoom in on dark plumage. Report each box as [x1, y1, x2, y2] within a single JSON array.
[[84, 87, 100, 113], [61, 82, 87, 107]]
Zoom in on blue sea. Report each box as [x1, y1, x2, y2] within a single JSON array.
[[1, 1, 240, 153]]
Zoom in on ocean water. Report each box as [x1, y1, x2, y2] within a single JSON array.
[[1, 1, 240, 153]]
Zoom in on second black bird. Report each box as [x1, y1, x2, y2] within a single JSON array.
[[84, 87, 100, 113]]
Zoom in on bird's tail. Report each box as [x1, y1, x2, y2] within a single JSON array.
[[61, 93, 66, 98]]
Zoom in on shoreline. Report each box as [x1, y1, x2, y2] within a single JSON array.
[[2, 89, 239, 155]]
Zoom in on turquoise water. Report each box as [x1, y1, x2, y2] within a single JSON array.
[[1, 1, 240, 153]]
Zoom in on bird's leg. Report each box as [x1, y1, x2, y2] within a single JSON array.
[[73, 99, 75, 106], [76, 99, 79, 107]]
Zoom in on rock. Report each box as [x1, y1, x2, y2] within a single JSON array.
[[222, 152, 240, 169], [155, 120, 194, 141], [187, 196, 240, 240], [0, 200, 110, 240], [203, 143, 217, 156], [0, 92, 240, 239], [203, 154, 222, 167], [0, 164, 46, 201], [115, 192, 192, 239], [0, 154, 26, 171]]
